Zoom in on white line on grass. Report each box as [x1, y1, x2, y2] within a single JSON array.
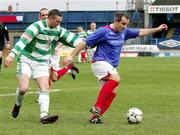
[[0, 87, 38, 90], [0, 89, 61, 97]]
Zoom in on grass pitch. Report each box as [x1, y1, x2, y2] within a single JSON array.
[[0, 57, 180, 135]]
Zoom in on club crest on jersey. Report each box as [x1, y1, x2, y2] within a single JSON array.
[[121, 33, 125, 39]]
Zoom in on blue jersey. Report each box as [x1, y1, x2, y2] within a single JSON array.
[[84, 25, 140, 67]]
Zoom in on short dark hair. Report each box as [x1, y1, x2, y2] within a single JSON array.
[[114, 12, 129, 22], [48, 9, 62, 19]]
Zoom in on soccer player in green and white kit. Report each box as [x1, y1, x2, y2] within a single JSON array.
[[86, 22, 97, 62], [39, 8, 79, 83], [4, 9, 83, 124]]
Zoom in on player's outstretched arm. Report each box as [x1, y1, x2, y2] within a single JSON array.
[[139, 24, 168, 37]]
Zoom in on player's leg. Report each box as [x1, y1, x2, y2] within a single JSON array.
[[95, 74, 119, 116], [12, 61, 31, 118], [89, 61, 120, 123], [81, 51, 84, 62], [50, 63, 79, 81], [33, 62, 59, 124], [50, 46, 79, 81], [89, 79, 119, 124]]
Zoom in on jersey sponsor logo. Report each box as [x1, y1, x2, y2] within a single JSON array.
[[109, 32, 114, 35], [23, 33, 32, 41], [121, 33, 125, 39]]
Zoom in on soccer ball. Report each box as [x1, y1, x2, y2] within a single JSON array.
[[127, 108, 143, 124]]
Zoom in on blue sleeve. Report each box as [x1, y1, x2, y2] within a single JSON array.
[[84, 27, 105, 47], [125, 28, 140, 40]]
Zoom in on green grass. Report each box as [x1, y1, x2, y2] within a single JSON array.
[[0, 57, 180, 135]]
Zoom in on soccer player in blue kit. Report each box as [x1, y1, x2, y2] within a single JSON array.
[[63, 12, 168, 124]]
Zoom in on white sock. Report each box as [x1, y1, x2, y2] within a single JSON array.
[[39, 90, 49, 118], [68, 69, 72, 74], [16, 88, 24, 106]]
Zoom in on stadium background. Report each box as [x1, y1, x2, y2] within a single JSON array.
[[0, 1, 180, 135], [0, 0, 180, 57]]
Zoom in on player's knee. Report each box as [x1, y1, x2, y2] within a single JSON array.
[[51, 78, 58, 82], [50, 71, 59, 82], [115, 76, 121, 83], [110, 74, 121, 84], [19, 86, 28, 93], [50, 75, 58, 82]]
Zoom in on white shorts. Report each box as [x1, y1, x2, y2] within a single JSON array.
[[91, 61, 118, 80], [49, 55, 60, 70], [16, 56, 49, 79], [49, 46, 61, 70]]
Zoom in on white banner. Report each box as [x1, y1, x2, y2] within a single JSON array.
[[120, 52, 138, 57], [16, 16, 23, 21], [122, 45, 159, 52], [148, 5, 180, 14]]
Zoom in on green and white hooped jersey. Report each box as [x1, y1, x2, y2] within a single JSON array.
[[86, 30, 95, 36], [10, 19, 82, 62], [77, 31, 87, 39]]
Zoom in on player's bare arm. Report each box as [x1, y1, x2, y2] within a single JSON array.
[[139, 24, 168, 37], [63, 41, 86, 65]]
